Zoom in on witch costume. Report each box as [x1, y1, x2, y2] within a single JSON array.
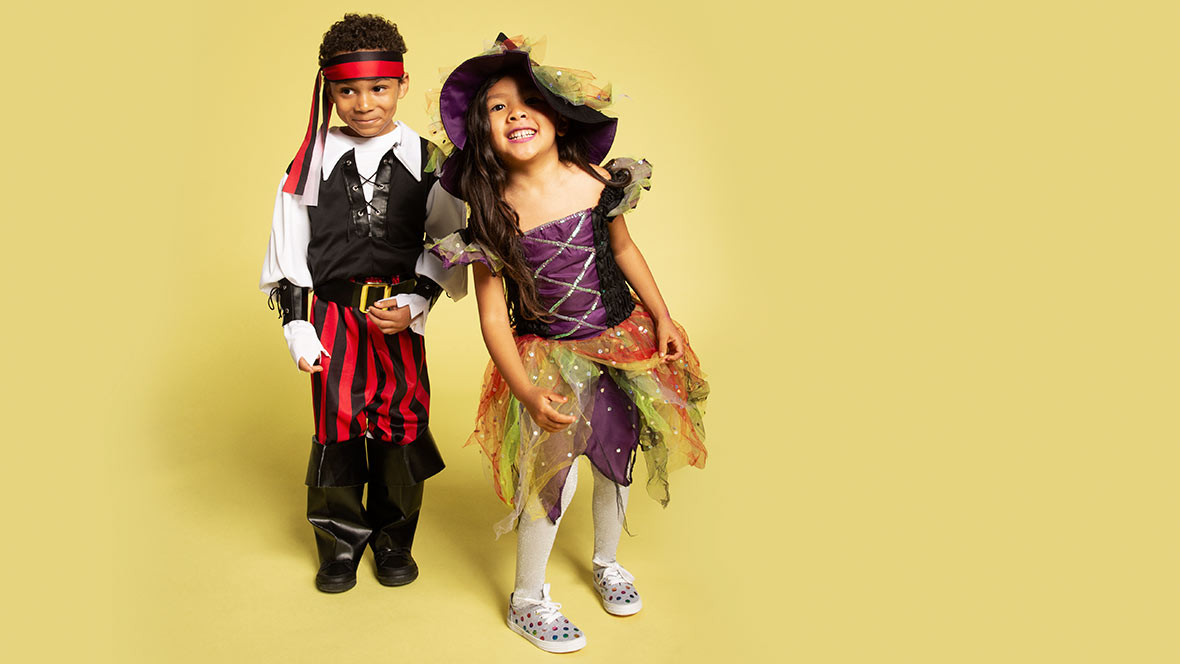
[[428, 35, 709, 537]]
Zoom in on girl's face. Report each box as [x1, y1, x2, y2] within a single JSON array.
[[484, 73, 563, 166]]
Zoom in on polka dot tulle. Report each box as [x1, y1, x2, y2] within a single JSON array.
[[468, 303, 709, 534]]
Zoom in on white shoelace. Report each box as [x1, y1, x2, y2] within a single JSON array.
[[596, 562, 635, 587], [521, 583, 566, 625]]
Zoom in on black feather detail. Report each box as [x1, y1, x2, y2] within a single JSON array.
[[592, 183, 637, 328]]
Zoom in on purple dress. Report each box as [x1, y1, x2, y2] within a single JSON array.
[[429, 158, 709, 536], [521, 209, 640, 520]]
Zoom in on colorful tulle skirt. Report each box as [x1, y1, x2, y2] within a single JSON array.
[[468, 304, 709, 536]]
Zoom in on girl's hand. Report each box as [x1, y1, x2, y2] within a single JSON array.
[[522, 386, 578, 433], [655, 316, 685, 363]]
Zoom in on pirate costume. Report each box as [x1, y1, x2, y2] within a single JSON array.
[[260, 50, 468, 593], [428, 36, 708, 652]]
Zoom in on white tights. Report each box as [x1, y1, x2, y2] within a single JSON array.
[[513, 461, 631, 602]]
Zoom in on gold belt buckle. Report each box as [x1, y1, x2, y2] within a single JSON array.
[[359, 283, 391, 311]]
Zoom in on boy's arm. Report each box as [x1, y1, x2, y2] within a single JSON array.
[[261, 174, 329, 369], [420, 180, 468, 299], [384, 180, 469, 335]]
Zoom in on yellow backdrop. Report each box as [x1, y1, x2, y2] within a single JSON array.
[[3, 1, 1177, 662]]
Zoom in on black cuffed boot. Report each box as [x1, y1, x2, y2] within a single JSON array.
[[307, 485, 370, 592], [305, 437, 371, 593], [366, 434, 444, 587], [367, 481, 424, 586]]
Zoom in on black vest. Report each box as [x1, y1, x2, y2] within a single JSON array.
[[307, 138, 436, 284]]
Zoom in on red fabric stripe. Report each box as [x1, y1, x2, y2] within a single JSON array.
[[316, 302, 339, 444], [416, 341, 430, 412], [364, 318, 379, 430], [323, 60, 404, 81], [372, 324, 398, 442], [283, 72, 323, 196], [309, 298, 320, 438], [396, 332, 419, 443], [336, 311, 359, 442]]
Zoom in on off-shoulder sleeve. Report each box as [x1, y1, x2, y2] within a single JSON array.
[[418, 180, 469, 301], [602, 157, 654, 218], [427, 229, 505, 273]]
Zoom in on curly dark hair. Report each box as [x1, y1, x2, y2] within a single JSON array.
[[318, 14, 407, 66]]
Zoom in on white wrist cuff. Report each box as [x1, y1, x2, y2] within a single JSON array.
[[283, 320, 328, 367]]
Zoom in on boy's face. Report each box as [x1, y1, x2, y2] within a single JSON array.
[[328, 74, 409, 138]]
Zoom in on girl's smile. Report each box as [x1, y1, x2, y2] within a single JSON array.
[[507, 128, 537, 142], [486, 73, 561, 162]]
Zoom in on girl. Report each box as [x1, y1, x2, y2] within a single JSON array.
[[429, 35, 708, 653]]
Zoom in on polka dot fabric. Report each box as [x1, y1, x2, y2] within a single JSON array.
[[594, 562, 643, 616], [507, 585, 587, 653]]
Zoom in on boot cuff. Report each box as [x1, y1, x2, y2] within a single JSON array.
[[306, 436, 368, 487], [367, 431, 446, 486]]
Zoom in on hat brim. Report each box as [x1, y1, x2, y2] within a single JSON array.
[[439, 50, 617, 196]]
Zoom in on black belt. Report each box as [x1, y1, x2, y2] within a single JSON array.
[[314, 278, 418, 312]]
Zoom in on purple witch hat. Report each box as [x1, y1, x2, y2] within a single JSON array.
[[436, 34, 618, 196]]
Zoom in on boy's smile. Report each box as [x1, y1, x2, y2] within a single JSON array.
[[329, 75, 409, 138]]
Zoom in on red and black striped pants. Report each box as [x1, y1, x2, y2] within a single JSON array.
[[309, 296, 430, 446]]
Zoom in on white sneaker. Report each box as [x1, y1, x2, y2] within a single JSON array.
[[593, 561, 642, 616], [507, 584, 587, 653]]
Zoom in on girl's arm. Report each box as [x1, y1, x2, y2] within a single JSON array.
[[607, 216, 685, 362], [472, 262, 577, 432]]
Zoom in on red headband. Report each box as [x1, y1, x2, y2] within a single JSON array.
[[322, 49, 405, 81], [283, 51, 406, 204], [323, 60, 404, 81]]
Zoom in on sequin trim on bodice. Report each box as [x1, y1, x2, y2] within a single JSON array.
[[521, 208, 610, 340]]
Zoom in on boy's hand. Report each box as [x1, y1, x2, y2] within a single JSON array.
[[367, 299, 411, 335], [656, 317, 685, 363], [522, 386, 577, 433], [298, 357, 323, 374]]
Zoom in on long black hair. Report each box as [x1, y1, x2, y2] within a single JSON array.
[[451, 74, 626, 323]]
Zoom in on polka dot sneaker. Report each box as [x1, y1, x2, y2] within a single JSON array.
[[593, 562, 642, 616], [507, 583, 586, 653]]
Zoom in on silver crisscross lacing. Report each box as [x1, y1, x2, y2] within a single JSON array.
[[522, 213, 608, 339]]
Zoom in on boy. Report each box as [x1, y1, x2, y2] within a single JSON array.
[[260, 14, 466, 593]]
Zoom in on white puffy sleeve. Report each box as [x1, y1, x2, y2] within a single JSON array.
[[260, 173, 328, 368]]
